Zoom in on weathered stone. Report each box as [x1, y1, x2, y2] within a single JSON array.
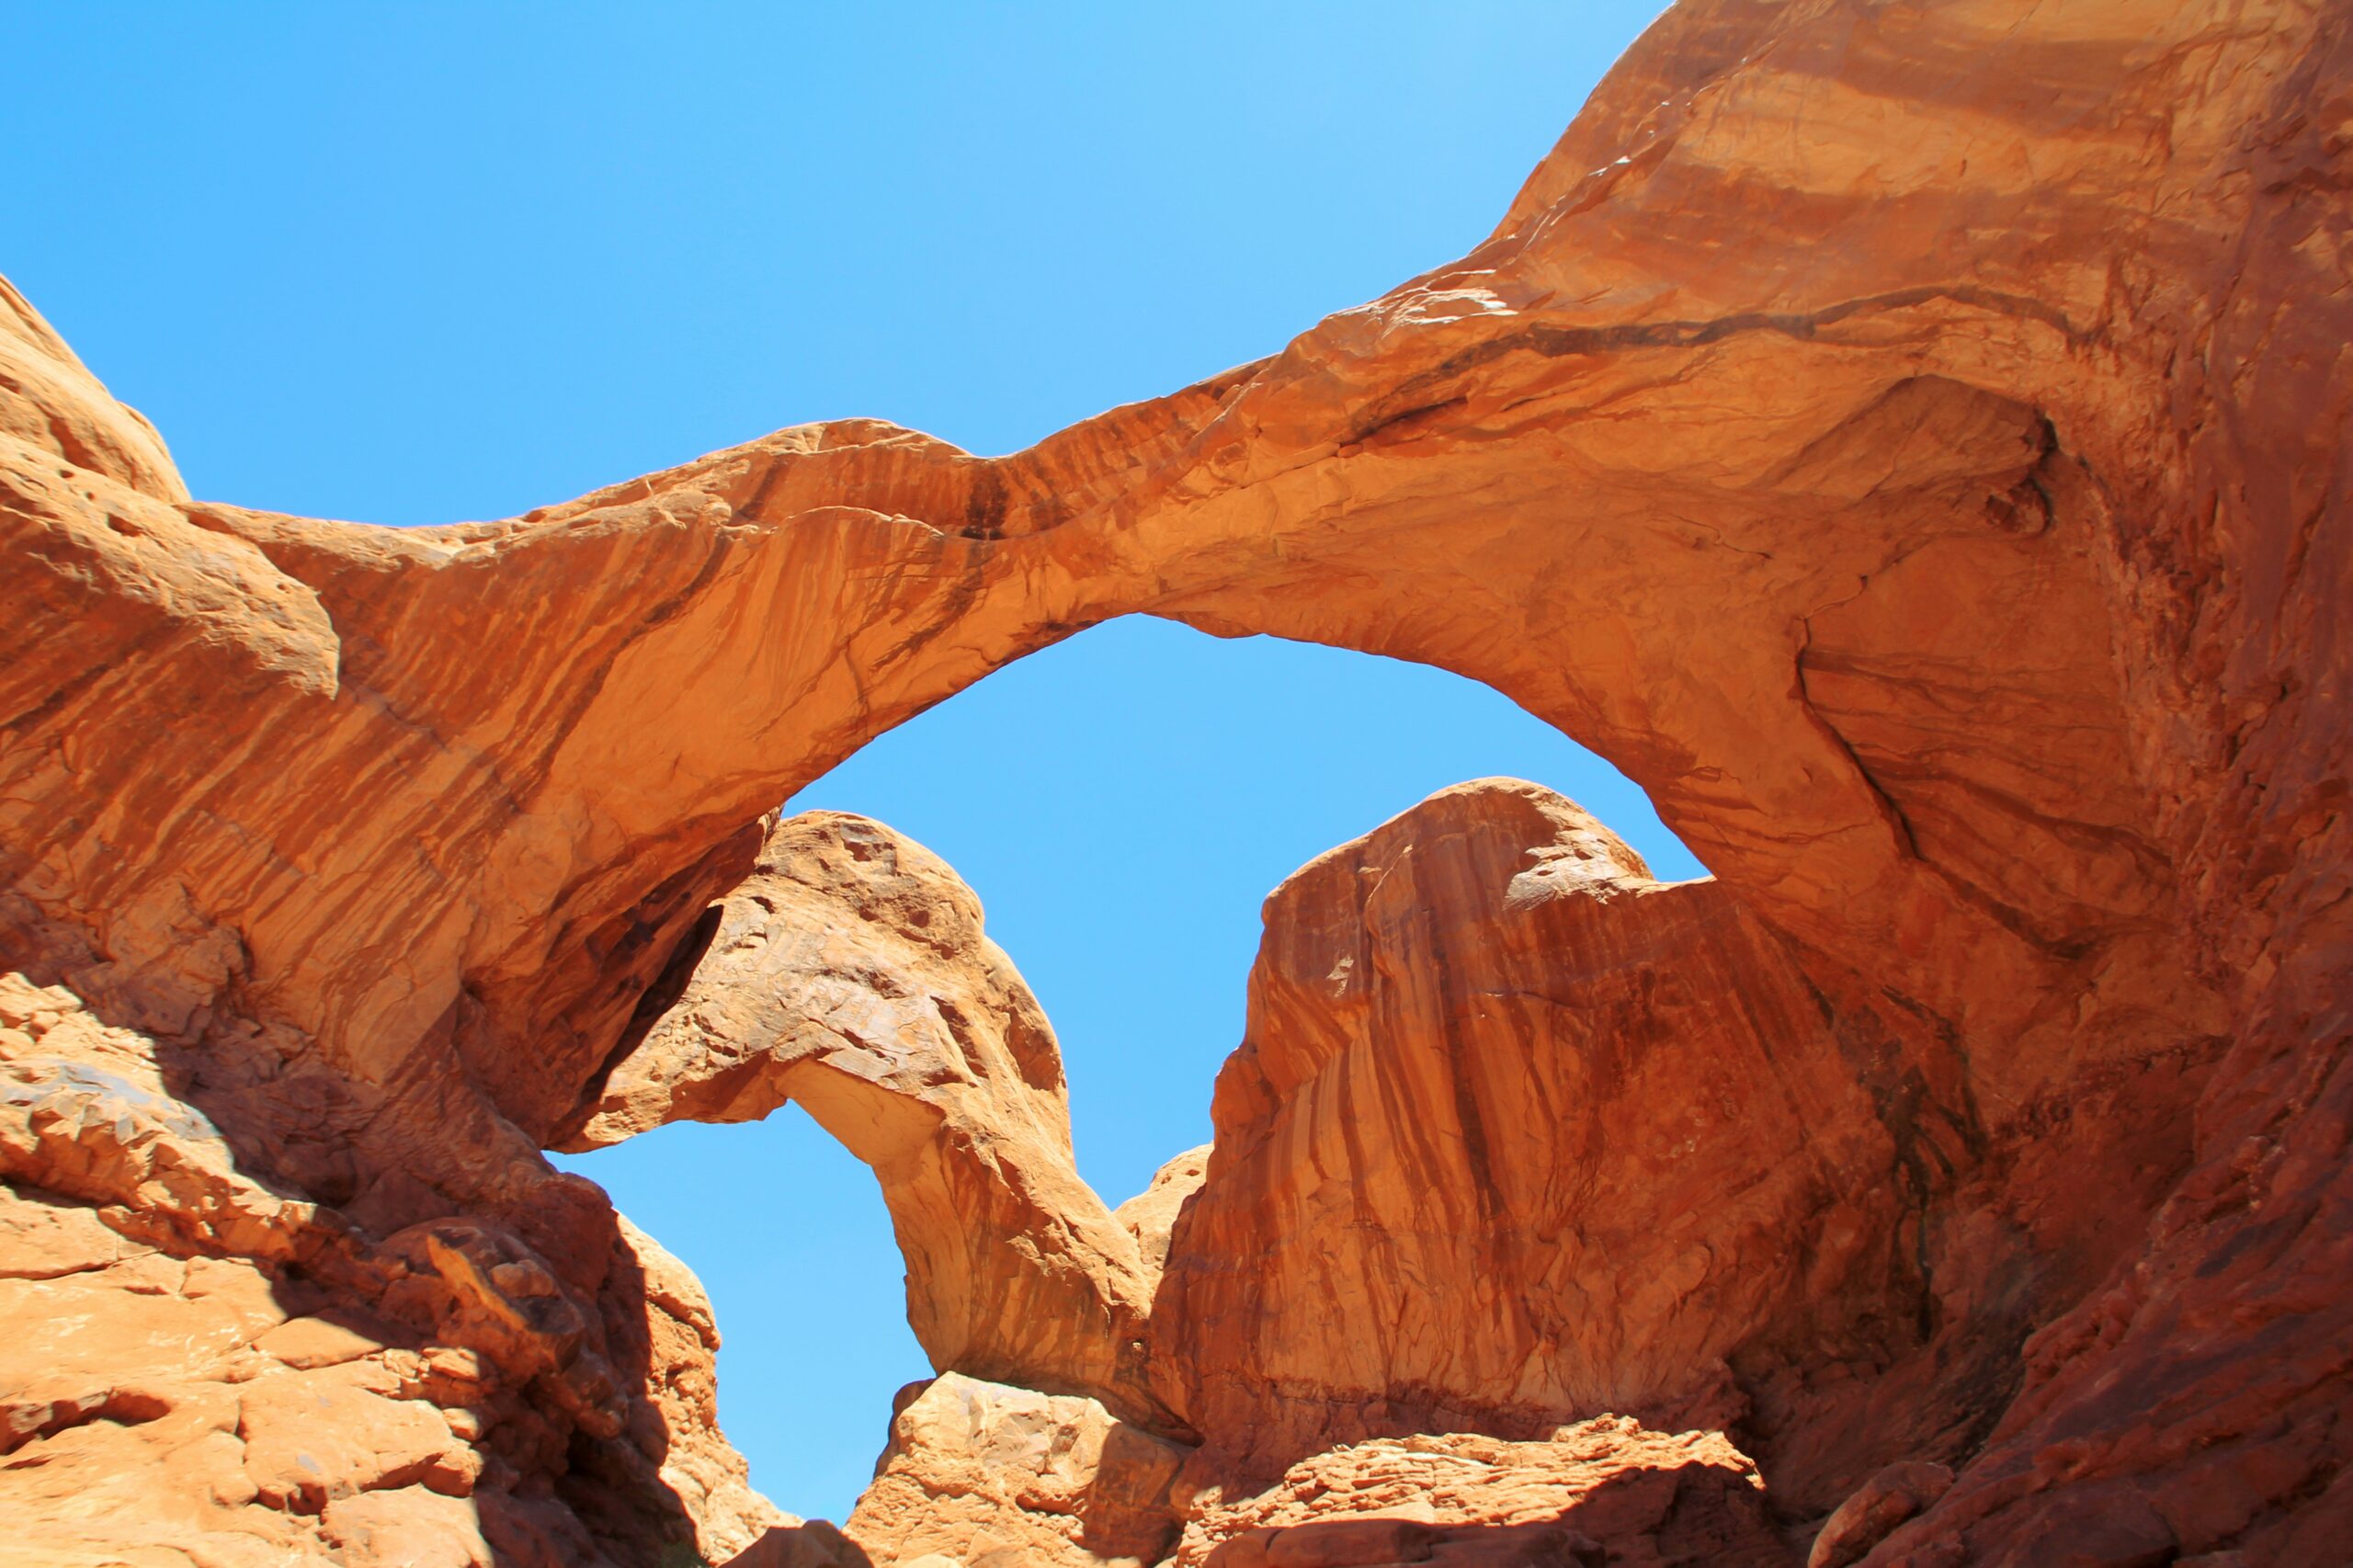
[[1, 0, 2347, 1560], [1152, 781, 1914, 1496], [1176, 1419, 1782, 1567], [565, 812, 1160, 1419], [1807, 1461, 1954, 1568], [253, 1315, 388, 1371], [320, 1486, 495, 1568], [847, 1372, 1193, 1567], [1113, 1145, 1209, 1290]]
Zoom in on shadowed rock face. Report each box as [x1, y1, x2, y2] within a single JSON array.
[[3, 0, 2350, 1561]]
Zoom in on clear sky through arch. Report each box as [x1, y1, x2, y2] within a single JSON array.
[[562, 616, 1706, 1523], [3, 0, 1678, 1528], [781, 616, 1706, 1210]]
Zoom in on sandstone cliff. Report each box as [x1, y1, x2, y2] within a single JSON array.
[[1149, 781, 1919, 1500], [4, 0, 2349, 1562]]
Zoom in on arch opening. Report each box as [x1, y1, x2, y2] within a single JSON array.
[[554, 614, 1701, 1524]]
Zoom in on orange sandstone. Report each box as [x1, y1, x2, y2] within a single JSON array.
[[1, 0, 2347, 1562]]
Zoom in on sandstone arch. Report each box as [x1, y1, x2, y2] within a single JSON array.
[[4, 0, 2348, 1561]]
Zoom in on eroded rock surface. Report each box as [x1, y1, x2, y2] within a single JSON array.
[[0, 972, 800, 1566], [847, 1372, 1192, 1568], [1807, 1462, 1955, 1568], [1113, 1146, 1210, 1291], [1175, 1419, 1786, 1568], [565, 810, 1161, 1420], [2, 0, 2348, 1560], [1151, 782, 1915, 1497]]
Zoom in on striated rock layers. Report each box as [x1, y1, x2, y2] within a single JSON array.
[[1151, 782, 1926, 1499], [3, 0, 2349, 1562]]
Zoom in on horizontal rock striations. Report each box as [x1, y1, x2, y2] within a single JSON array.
[[2, 0, 2347, 1561], [0, 974, 795, 1566]]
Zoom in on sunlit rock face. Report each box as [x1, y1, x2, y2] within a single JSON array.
[[1148, 780, 1916, 1499], [1173, 1418, 1790, 1568], [3, 0, 2349, 1561], [846, 1372, 1195, 1568], [562, 811, 1164, 1426]]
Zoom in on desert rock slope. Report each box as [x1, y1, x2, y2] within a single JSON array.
[[3, 0, 2347, 1563]]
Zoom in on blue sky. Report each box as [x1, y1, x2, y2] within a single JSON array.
[[6, 1, 1677, 1524]]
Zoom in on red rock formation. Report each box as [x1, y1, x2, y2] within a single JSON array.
[[0, 971, 808, 1565], [1176, 1419, 1788, 1568], [847, 1373, 1192, 1568], [1807, 1463, 1955, 1568], [1114, 1147, 1210, 1287], [563, 811, 1161, 1421], [1, 0, 2347, 1560], [1147, 781, 1920, 1497], [0, 275, 183, 505]]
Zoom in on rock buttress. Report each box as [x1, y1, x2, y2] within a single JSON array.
[[563, 811, 1165, 1427]]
